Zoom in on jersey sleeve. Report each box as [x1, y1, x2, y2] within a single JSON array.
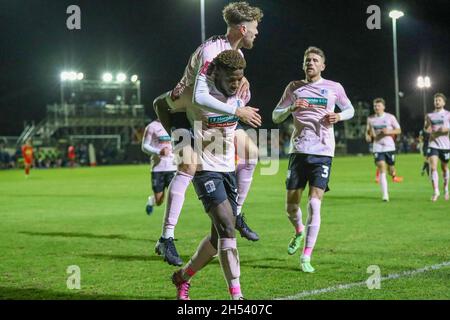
[[272, 82, 296, 124]]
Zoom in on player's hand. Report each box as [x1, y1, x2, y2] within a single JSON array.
[[235, 106, 262, 128], [292, 99, 310, 110], [237, 77, 250, 101], [159, 147, 170, 156], [324, 112, 341, 125]]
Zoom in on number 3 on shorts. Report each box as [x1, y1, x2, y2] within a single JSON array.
[[321, 165, 330, 178]]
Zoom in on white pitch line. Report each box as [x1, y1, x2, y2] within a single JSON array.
[[275, 261, 450, 300]]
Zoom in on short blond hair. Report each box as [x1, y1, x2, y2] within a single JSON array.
[[304, 46, 326, 63], [434, 92, 447, 103], [373, 98, 386, 106], [223, 2, 263, 26]]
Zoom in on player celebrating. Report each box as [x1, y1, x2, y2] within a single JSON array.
[[272, 47, 354, 273], [366, 98, 403, 201], [424, 93, 450, 201], [141, 119, 177, 216], [21, 139, 34, 177], [171, 50, 255, 300], [153, 1, 263, 266]]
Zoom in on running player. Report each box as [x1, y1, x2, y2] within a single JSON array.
[[153, 2, 263, 266], [141, 119, 177, 216], [366, 98, 403, 201], [21, 139, 33, 177], [424, 93, 450, 201], [172, 50, 254, 300], [272, 47, 355, 273]]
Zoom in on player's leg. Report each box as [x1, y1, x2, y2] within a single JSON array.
[[234, 128, 259, 241], [24, 163, 31, 177], [285, 154, 308, 255], [153, 92, 172, 134], [440, 152, 449, 200], [156, 149, 197, 266], [286, 189, 305, 255], [172, 223, 218, 300], [300, 156, 330, 273], [376, 158, 389, 201], [156, 116, 198, 266], [429, 154, 440, 201], [146, 171, 161, 215], [301, 186, 325, 273]]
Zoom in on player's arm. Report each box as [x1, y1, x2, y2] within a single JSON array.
[[424, 116, 432, 133], [365, 122, 374, 143], [326, 83, 355, 125], [272, 82, 297, 124], [141, 126, 161, 156]]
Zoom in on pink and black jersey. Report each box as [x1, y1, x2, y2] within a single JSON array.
[[187, 77, 249, 172], [274, 78, 353, 157], [171, 35, 243, 109], [367, 113, 400, 153], [142, 121, 177, 172], [427, 110, 450, 150]]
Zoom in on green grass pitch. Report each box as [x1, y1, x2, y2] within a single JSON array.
[[0, 154, 449, 300]]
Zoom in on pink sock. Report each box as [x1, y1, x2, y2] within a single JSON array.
[[162, 171, 193, 236], [431, 170, 439, 193], [236, 162, 256, 212], [380, 172, 388, 198], [304, 198, 321, 257], [303, 247, 313, 257]]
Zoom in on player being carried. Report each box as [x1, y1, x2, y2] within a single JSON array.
[[424, 93, 450, 201], [152, 1, 263, 267], [365, 98, 403, 202], [272, 47, 355, 273], [171, 50, 256, 300], [141, 119, 177, 216]]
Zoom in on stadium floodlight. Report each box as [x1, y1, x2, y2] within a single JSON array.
[[77, 72, 84, 81], [417, 76, 425, 89], [417, 75, 431, 115], [130, 75, 138, 83], [389, 9, 404, 124], [102, 72, 113, 82], [60, 71, 69, 81], [68, 71, 78, 81], [389, 10, 404, 20], [116, 73, 127, 83]]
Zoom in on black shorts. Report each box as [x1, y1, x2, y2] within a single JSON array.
[[427, 147, 450, 163], [151, 171, 176, 193], [192, 171, 238, 215], [374, 151, 396, 166], [286, 153, 332, 191]]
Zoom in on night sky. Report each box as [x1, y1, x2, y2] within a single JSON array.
[[0, 0, 448, 135]]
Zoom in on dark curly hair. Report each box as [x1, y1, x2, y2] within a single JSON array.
[[207, 50, 246, 75], [223, 2, 263, 26]]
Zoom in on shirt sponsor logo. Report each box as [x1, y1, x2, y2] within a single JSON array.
[[431, 119, 444, 125], [207, 115, 238, 128], [158, 136, 171, 142], [299, 97, 328, 108]]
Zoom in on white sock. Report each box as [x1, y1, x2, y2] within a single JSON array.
[[380, 173, 388, 199], [147, 196, 155, 206], [162, 228, 175, 239]]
